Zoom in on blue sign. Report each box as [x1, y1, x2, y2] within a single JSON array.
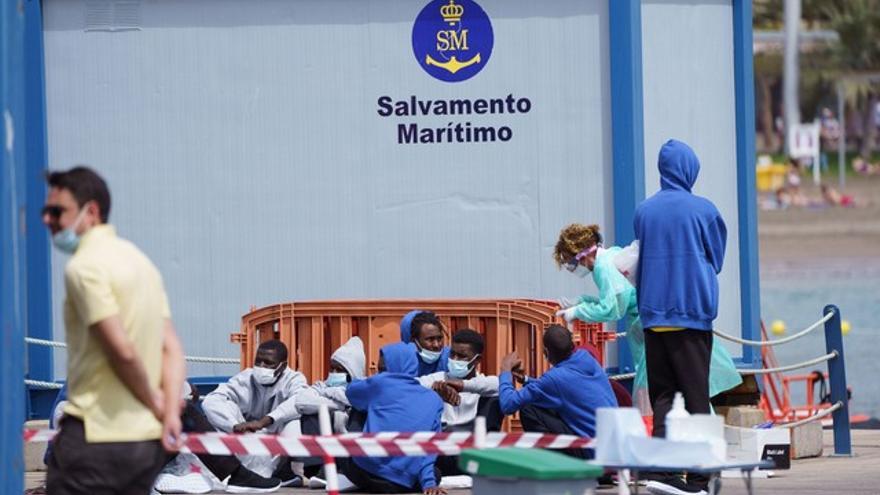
[[412, 0, 494, 83]]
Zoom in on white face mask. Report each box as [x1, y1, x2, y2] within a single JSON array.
[[253, 365, 280, 386], [417, 346, 442, 364], [447, 355, 479, 379], [573, 264, 591, 278], [326, 372, 348, 387]]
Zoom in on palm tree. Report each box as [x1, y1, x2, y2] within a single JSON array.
[[821, 0, 880, 156]]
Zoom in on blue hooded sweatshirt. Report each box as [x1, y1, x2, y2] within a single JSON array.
[[399, 310, 423, 343], [346, 345, 443, 490], [385, 312, 451, 376], [498, 349, 617, 438], [633, 139, 727, 331]]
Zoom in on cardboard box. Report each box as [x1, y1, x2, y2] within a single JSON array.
[[725, 426, 791, 469]]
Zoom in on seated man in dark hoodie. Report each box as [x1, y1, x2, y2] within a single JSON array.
[[339, 342, 446, 495], [498, 324, 617, 458], [384, 310, 450, 376]]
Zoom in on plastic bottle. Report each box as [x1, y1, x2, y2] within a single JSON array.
[[665, 392, 690, 441]]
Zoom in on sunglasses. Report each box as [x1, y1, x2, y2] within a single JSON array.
[[41, 205, 66, 219]]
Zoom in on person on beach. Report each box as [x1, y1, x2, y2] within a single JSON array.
[[42, 167, 185, 495], [634, 139, 727, 495]]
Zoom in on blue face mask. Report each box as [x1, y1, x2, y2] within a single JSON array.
[[326, 372, 348, 387], [417, 346, 442, 364], [52, 206, 89, 254], [447, 355, 479, 379]]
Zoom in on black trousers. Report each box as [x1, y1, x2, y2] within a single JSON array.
[[644, 329, 713, 438], [436, 397, 503, 476], [47, 416, 166, 495], [519, 405, 588, 459], [645, 329, 712, 490], [337, 458, 441, 494], [176, 401, 242, 481]]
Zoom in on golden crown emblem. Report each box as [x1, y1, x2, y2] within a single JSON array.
[[440, 0, 464, 25]]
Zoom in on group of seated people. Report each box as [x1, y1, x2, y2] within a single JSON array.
[[49, 310, 620, 494]]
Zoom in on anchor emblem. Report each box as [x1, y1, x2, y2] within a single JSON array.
[[412, 0, 493, 82], [425, 53, 481, 74], [428, 0, 482, 75]]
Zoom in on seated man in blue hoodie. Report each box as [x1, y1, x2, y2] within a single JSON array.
[[382, 310, 450, 377], [634, 139, 727, 495], [498, 324, 617, 458], [339, 343, 446, 495]]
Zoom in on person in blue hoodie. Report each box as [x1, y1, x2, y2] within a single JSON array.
[[634, 139, 726, 495], [383, 310, 450, 377], [340, 343, 445, 495], [399, 309, 423, 343], [498, 324, 617, 458]]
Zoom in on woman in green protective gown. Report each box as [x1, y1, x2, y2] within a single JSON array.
[[552, 223, 742, 416]]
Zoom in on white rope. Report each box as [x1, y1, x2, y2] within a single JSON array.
[[185, 355, 240, 364], [609, 372, 636, 381], [713, 310, 835, 347], [739, 351, 838, 375], [778, 401, 843, 429], [25, 337, 67, 348], [26, 337, 238, 364], [25, 379, 64, 390]]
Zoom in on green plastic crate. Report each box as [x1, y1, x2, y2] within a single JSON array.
[[459, 448, 601, 495], [459, 448, 603, 479]]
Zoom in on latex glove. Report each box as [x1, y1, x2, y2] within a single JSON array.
[[557, 297, 578, 309], [556, 307, 578, 323]]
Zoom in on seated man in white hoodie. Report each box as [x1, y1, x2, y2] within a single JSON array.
[[202, 340, 308, 486], [296, 336, 366, 434], [295, 337, 366, 481], [418, 329, 502, 433], [418, 329, 502, 477]]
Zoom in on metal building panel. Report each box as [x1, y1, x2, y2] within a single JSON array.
[[43, 0, 612, 376], [641, 0, 742, 354]]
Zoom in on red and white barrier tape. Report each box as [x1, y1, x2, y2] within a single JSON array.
[[24, 429, 593, 457]]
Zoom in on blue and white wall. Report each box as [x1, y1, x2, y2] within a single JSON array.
[[36, 0, 758, 378]]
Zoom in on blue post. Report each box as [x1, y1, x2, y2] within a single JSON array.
[[823, 304, 851, 456], [1, 0, 28, 491], [732, 0, 762, 369], [608, 0, 645, 376], [24, 0, 54, 391]]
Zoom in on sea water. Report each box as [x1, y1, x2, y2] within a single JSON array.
[[760, 259, 880, 419]]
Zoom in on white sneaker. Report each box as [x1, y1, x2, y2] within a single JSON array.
[[646, 479, 708, 495], [307, 476, 327, 489], [154, 473, 212, 494], [336, 474, 359, 493]]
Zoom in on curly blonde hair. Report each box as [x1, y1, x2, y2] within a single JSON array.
[[553, 223, 602, 268]]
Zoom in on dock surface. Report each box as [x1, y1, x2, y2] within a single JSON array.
[[25, 430, 879, 495]]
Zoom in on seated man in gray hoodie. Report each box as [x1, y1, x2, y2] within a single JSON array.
[[296, 336, 366, 433], [202, 340, 308, 486]]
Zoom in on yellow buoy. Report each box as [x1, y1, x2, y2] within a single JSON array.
[[841, 320, 852, 336], [771, 320, 786, 335]]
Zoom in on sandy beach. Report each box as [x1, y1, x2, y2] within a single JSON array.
[[758, 176, 880, 264]]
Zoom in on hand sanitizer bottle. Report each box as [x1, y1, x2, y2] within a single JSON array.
[[665, 392, 690, 441]]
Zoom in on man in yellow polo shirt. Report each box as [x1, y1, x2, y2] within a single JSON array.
[[42, 166, 186, 495]]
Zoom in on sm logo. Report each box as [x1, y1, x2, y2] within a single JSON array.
[[412, 0, 494, 83]]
